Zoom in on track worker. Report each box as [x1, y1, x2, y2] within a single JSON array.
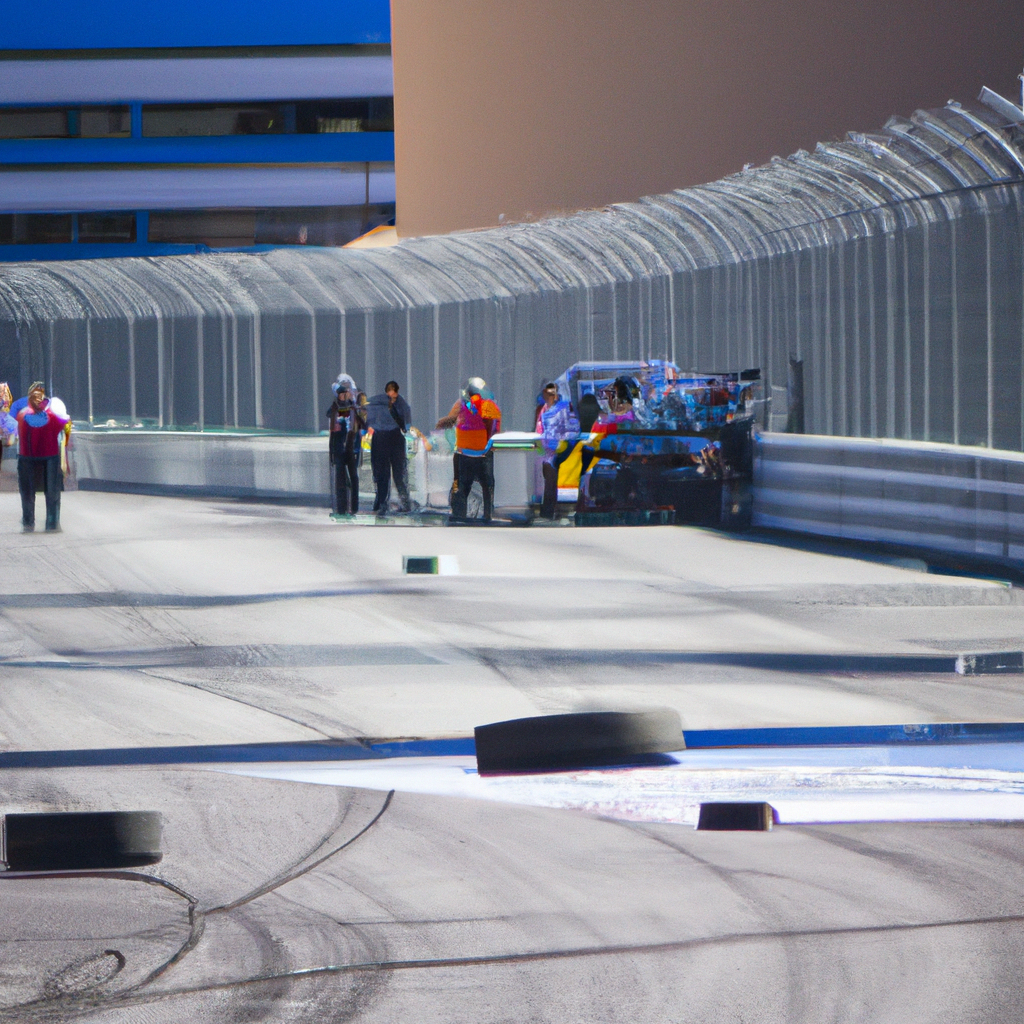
[[326, 373, 366, 515], [436, 377, 502, 522], [535, 381, 580, 519], [365, 380, 412, 514], [16, 381, 70, 532]]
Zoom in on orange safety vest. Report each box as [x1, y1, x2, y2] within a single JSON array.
[[455, 396, 501, 452]]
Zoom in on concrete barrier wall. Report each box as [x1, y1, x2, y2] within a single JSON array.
[[72, 431, 332, 503], [69, 430, 530, 510], [753, 432, 1024, 567], [61, 430, 1024, 566]]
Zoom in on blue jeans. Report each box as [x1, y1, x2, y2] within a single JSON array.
[[18, 455, 62, 529]]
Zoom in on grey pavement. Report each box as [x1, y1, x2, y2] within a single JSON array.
[[2, 490, 1024, 1020], [1, 766, 1024, 1021], [0, 489, 1022, 750]]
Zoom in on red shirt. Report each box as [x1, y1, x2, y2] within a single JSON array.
[[17, 404, 68, 458]]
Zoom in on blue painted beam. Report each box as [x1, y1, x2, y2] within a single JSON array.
[[0, 133, 394, 165], [2, 724, 1024, 770], [0, 242, 210, 260], [1, 0, 391, 50], [0, 242, 305, 261]]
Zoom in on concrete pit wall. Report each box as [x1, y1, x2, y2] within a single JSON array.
[[754, 432, 1024, 569]]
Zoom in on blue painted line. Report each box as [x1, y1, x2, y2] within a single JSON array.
[[682, 722, 1024, 748], [368, 738, 477, 758], [1, 724, 1022, 772], [0, 741, 379, 769], [0, 736, 475, 770]]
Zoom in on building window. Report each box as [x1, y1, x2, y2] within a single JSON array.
[[142, 104, 287, 137], [297, 98, 393, 133], [78, 107, 132, 138], [0, 214, 73, 244], [148, 209, 259, 247], [140, 98, 393, 137], [254, 204, 395, 246], [78, 212, 136, 243], [0, 106, 130, 139], [316, 118, 362, 133], [148, 205, 395, 248]]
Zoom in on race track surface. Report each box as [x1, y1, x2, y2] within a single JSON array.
[[1, 490, 1023, 1021]]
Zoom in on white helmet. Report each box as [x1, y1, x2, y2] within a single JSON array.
[[332, 373, 357, 396]]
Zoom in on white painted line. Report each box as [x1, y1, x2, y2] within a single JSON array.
[[219, 746, 1024, 827]]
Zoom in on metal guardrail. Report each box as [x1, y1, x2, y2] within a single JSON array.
[[753, 432, 1024, 567]]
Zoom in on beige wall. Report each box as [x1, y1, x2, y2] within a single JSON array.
[[390, 0, 1024, 237]]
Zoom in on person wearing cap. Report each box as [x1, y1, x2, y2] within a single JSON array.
[[364, 380, 413, 514], [436, 377, 502, 522], [15, 381, 70, 532], [326, 373, 367, 515]]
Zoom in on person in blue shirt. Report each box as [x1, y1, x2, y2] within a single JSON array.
[[534, 382, 580, 519]]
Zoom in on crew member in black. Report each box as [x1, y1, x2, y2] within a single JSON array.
[[326, 374, 367, 515], [364, 380, 412, 514]]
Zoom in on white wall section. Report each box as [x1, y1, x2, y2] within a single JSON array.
[[0, 55, 393, 104], [0, 165, 395, 211]]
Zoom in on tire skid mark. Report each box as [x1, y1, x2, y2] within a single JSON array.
[[211, 789, 394, 914], [0, 870, 200, 1019], [0, 791, 393, 1019], [49, 910, 1024, 1010]]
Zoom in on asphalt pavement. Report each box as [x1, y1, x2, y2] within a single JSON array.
[[1, 489, 1023, 1021], [1, 490, 1022, 750]]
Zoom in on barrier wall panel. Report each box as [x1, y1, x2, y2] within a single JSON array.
[[753, 433, 1024, 570]]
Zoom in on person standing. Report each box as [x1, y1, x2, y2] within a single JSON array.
[[0, 383, 16, 474], [535, 382, 580, 519], [16, 381, 70, 532], [436, 377, 502, 522], [326, 373, 366, 515], [364, 380, 412, 514]]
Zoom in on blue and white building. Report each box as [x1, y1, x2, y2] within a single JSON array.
[[0, 0, 395, 260]]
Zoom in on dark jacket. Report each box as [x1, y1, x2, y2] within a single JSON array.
[[365, 393, 411, 433], [326, 392, 367, 462]]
